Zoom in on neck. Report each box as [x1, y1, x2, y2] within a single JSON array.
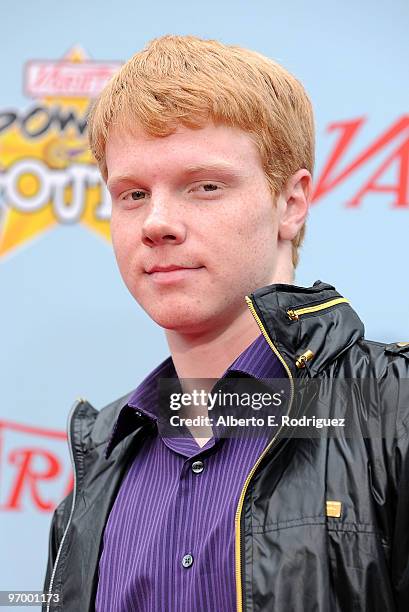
[[165, 307, 262, 387], [166, 254, 294, 386]]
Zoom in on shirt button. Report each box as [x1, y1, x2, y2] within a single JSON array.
[[191, 460, 204, 474], [182, 553, 194, 568]]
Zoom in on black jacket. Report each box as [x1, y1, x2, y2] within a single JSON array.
[[42, 280, 409, 611]]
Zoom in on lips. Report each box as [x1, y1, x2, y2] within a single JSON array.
[[146, 265, 201, 274], [145, 265, 204, 285]]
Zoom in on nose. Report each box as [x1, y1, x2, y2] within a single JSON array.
[[141, 201, 187, 247]]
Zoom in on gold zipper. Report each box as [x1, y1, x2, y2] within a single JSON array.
[[235, 296, 295, 612], [287, 297, 349, 321]]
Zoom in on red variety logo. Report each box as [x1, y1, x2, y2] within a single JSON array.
[[0, 420, 73, 512], [312, 117, 409, 208]]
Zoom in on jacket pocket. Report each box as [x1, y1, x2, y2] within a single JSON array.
[[326, 524, 394, 611]]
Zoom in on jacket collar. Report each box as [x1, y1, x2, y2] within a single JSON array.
[[96, 279, 365, 460], [248, 279, 365, 377]]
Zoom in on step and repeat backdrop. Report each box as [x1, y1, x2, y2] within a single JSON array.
[[1, 0, 408, 604]]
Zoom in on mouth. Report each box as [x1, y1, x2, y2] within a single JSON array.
[[145, 265, 204, 284]]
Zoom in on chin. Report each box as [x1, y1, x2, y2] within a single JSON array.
[[148, 309, 212, 334]]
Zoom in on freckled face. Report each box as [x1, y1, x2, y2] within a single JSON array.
[[105, 122, 280, 334]]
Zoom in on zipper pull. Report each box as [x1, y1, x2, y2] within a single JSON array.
[[295, 349, 314, 369], [287, 309, 299, 321]]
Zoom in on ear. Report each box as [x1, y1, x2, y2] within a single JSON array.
[[277, 169, 312, 241]]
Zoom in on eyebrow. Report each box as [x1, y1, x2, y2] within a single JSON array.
[[107, 161, 242, 193], [183, 161, 241, 175]]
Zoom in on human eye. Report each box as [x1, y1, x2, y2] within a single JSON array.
[[191, 182, 223, 195], [122, 190, 147, 201], [200, 183, 220, 192]]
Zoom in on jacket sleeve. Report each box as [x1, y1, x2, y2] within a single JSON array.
[[393, 428, 409, 610], [42, 492, 73, 599], [388, 351, 409, 610]]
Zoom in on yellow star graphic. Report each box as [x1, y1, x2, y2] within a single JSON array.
[[0, 47, 117, 259]]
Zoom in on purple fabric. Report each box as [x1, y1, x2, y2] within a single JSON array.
[[96, 334, 285, 612]]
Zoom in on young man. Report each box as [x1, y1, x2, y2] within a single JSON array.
[[43, 35, 409, 611]]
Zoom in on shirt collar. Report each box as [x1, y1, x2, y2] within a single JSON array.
[[105, 333, 285, 458], [226, 332, 285, 380]]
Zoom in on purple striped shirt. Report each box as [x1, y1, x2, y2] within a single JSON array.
[[96, 334, 285, 612]]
